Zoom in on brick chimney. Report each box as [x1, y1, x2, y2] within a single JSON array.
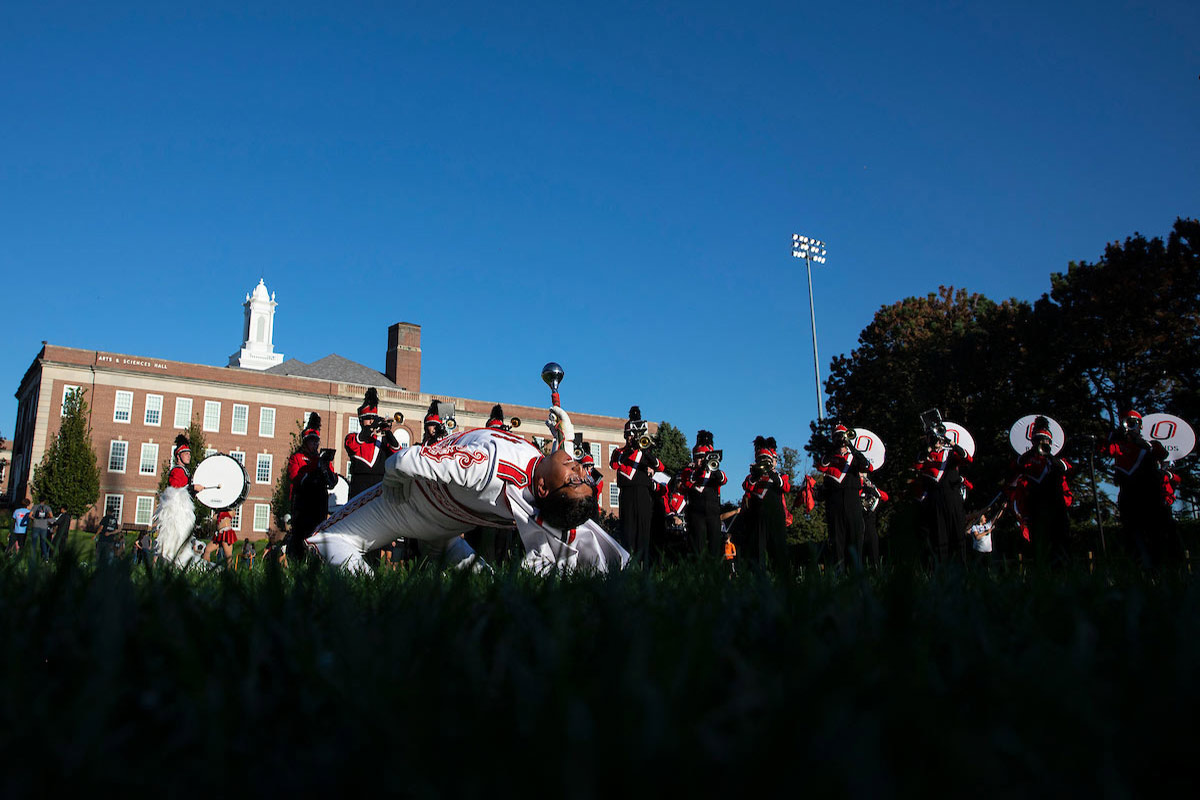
[[386, 322, 421, 391]]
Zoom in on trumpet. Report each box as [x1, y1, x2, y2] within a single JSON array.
[[509, 417, 521, 429], [366, 411, 404, 431], [704, 450, 723, 472], [637, 434, 655, 450], [394, 412, 404, 424]]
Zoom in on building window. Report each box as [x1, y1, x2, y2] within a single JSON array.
[[230, 451, 245, 467], [609, 444, 619, 464], [230, 505, 242, 531], [256, 454, 273, 484], [61, 385, 81, 414], [259, 407, 276, 438], [139, 443, 159, 476], [104, 494, 123, 522], [609, 484, 620, 507], [174, 397, 193, 428], [108, 441, 128, 473], [231, 404, 249, 435], [134, 496, 155, 526], [395, 427, 411, 448], [204, 448, 218, 459], [348, 416, 361, 435], [253, 504, 270, 532], [203, 401, 221, 432], [114, 391, 133, 423], [144, 394, 163, 427]]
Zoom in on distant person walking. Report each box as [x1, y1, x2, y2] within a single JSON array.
[[27, 499, 56, 560], [8, 499, 31, 555], [52, 506, 73, 556]]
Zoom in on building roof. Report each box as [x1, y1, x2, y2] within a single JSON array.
[[263, 353, 397, 388]]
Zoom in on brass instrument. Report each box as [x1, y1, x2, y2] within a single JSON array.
[[637, 434, 654, 450], [509, 417, 521, 429], [704, 450, 723, 472], [394, 412, 404, 424]]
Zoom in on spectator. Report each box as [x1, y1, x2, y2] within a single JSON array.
[[135, 530, 153, 567], [27, 498, 56, 561], [8, 498, 31, 555], [94, 508, 120, 563], [240, 539, 255, 571], [52, 506, 72, 556]]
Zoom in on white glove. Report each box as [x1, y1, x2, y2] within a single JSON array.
[[547, 405, 576, 454]]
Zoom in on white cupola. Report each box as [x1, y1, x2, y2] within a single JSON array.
[[229, 279, 285, 370]]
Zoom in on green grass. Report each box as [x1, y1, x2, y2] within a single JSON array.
[[0, 555, 1197, 796]]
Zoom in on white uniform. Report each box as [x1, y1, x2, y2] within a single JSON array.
[[306, 427, 629, 575]]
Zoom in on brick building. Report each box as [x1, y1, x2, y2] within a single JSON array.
[[8, 281, 631, 538]]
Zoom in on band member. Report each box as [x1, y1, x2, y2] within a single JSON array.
[[740, 436, 792, 572], [680, 430, 727, 558], [912, 421, 971, 564], [815, 424, 873, 570], [860, 476, 888, 567], [306, 407, 627, 575], [486, 404, 506, 430], [1100, 409, 1175, 566], [344, 388, 402, 499], [205, 509, 238, 564], [1005, 416, 1074, 565], [422, 399, 450, 445], [609, 406, 666, 562], [580, 444, 605, 519], [154, 434, 210, 569], [288, 413, 338, 562]]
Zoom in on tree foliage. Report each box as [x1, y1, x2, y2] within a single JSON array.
[[30, 388, 100, 516], [654, 421, 690, 475], [818, 218, 1200, 523]]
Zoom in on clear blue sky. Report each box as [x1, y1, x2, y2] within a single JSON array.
[[3, 1, 1197, 469]]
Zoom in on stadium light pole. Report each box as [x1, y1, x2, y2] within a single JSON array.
[[792, 233, 828, 421]]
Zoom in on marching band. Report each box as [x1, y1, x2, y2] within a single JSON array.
[[128, 358, 1196, 573]]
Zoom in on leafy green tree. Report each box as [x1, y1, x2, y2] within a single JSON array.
[[30, 388, 100, 517], [1038, 217, 1200, 493], [156, 420, 212, 524], [272, 421, 304, 530], [654, 421, 690, 474]]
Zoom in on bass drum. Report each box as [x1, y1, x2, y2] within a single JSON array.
[[852, 428, 886, 471], [191, 453, 249, 511], [1009, 414, 1065, 455], [942, 422, 976, 459], [1141, 413, 1196, 461]]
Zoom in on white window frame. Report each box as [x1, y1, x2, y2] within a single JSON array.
[[253, 503, 271, 533], [256, 454, 273, 484], [609, 484, 620, 508], [231, 403, 249, 435], [114, 391, 133, 424], [104, 494, 124, 522], [230, 450, 246, 467], [139, 443, 160, 476], [259, 407, 276, 438], [134, 496, 155, 526], [203, 401, 221, 433], [230, 505, 242, 531], [204, 447, 218, 459], [394, 427, 410, 448], [174, 397, 193, 429], [61, 385, 81, 415], [348, 416, 361, 435], [108, 440, 128, 473], [144, 394, 163, 427], [609, 444, 619, 463]]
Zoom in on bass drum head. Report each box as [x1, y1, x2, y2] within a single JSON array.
[[191, 453, 249, 511], [852, 428, 886, 471], [328, 475, 350, 514], [942, 422, 976, 459], [1141, 413, 1195, 461], [1009, 414, 1065, 455]]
